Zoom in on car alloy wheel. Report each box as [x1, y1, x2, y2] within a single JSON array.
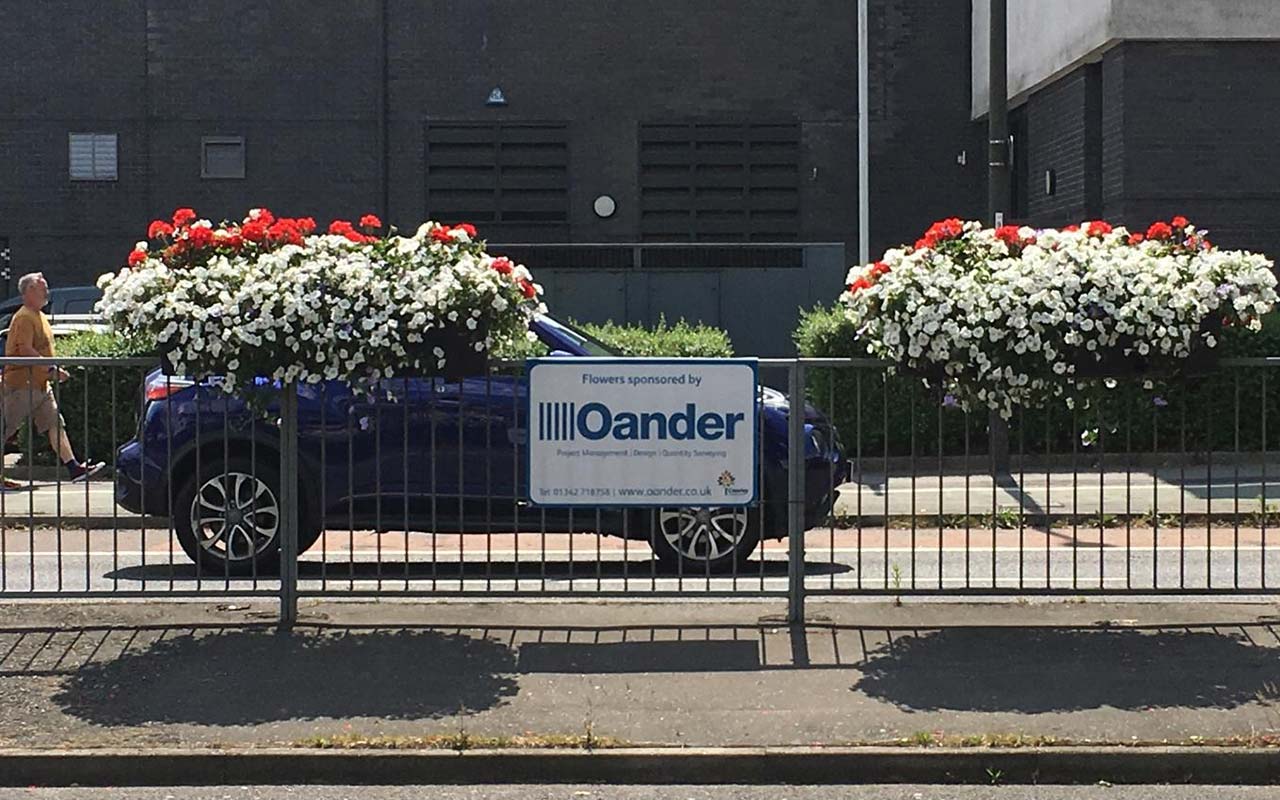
[[657, 506, 750, 564], [190, 471, 280, 562]]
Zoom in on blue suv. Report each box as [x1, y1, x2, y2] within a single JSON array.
[[114, 316, 846, 574]]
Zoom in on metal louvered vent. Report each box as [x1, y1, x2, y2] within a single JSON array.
[[69, 133, 117, 181], [425, 122, 569, 241], [639, 122, 800, 242]]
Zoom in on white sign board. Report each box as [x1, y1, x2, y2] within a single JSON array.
[[527, 358, 758, 507]]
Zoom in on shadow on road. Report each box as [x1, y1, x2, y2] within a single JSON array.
[[852, 625, 1280, 713], [103, 559, 852, 582], [49, 626, 519, 726]]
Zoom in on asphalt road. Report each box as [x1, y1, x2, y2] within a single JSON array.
[[2, 786, 1275, 799], [4, 463, 1280, 597], [5, 464, 1280, 522], [3, 524, 1279, 595]]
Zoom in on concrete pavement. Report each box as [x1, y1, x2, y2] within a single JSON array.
[[4, 600, 1280, 752]]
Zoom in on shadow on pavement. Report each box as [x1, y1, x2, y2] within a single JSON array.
[[4, 617, 1275, 731], [49, 626, 519, 726], [104, 559, 851, 582], [852, 625, 1280, 713]]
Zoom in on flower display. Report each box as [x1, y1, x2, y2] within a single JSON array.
[[97, 208, 546, 392], [840, 217, 1277, 416]]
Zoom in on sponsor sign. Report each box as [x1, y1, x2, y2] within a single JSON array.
[[527, 358, 758, 506]]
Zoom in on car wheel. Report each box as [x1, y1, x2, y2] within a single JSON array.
[[646, 506, 761, 573], [174, 456, 320, 576]]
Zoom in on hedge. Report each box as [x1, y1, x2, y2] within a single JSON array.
[[795, 304, 1280, 458], [18, 320, 733, 466], [496, 316, 734, 360], [16, 331, 152, 466]]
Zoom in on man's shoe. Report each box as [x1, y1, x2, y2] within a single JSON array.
[[1, 478, 30, 492], [2, 437, 20, 455], [69, 461, 105, 483]]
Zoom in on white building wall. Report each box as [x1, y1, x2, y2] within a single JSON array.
[[972, 0, 1280, 119]]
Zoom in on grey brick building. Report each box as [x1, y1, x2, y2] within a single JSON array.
[[976, 0, 1280, 258], [3, 1, 1278, 347], [0, 0, 980, 287]]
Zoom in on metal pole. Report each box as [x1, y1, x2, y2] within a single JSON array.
[[987, 0, 1011, 473], [278, 381, 299, 627], [987, 0, 1010, 226], [857, 0, 870, 266], [787, 363, 807, 624]]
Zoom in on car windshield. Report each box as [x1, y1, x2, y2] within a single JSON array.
[[538, 316, 618, 356]]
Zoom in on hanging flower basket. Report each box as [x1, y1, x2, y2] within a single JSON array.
[[98, 208, 545, 391], [840, 217, 1277, 416]]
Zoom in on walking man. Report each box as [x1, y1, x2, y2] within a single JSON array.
[[2, 273, 103, 482]]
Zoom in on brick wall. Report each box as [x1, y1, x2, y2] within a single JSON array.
[[1113, 41, 1280, 260], [0, 0, 982, 288]]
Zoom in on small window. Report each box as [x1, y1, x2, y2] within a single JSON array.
[[202, 136, 246, 179], [68, 133, 117, 181]]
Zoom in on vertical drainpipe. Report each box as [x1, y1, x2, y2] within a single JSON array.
[[857, 0, 870, 267], [381, 0, 391, 222]]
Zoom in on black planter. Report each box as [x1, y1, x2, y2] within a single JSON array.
[[1071, 317, 1222, 379], [419, 325, 489, 381]]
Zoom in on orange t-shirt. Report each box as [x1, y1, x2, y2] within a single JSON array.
[[4, 306, 54, 391]]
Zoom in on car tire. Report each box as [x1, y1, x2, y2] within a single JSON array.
[[642, 506, 762, 573], [173, 455, 320, 576]]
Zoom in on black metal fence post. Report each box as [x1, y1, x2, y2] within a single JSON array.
[[278, 381, 299, 626], [787, 362, 807, 623]]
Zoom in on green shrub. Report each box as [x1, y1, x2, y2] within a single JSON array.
[[576, 316, 734, 358], [16, 331, 153, 466], [494, 316, 734, 361], [795, 304, 1280, 457]]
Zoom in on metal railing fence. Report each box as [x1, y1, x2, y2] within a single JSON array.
[[0, 355, 1276, 624]]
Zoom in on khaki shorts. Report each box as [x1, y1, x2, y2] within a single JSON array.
[[2, 386, 66, 437]]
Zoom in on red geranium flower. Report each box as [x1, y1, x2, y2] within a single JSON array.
[[1146, 221, 1173, 240], [172, 208, 197, 228], [243, 221, 269, 243], [297, 217, 317, 235], [491, 257, 514, 275], [268, 219, 304, 246], [147, 220, 174, 239], [359, 214, 382, 230], [1085, 220, 1113, 237], [1063, 224, 1080, 233], [994, 225, 1022, 248], [215, 230, 244, 249], [188, 226, 214, 248], [1128, 233, 1145, 245], [127, 249, 147, 266], [848, 276, 873, 293], [919, 218, 964, 249], [869, 261, 891, 277], [455, 223, 477, 238], [519, 278, 537, 299], [248, 208, 275, 226], [430, 225, 455, 243], [1171, 215, 1189, 229]]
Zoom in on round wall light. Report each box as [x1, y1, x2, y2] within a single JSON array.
[[593, 195, 617, 219]]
